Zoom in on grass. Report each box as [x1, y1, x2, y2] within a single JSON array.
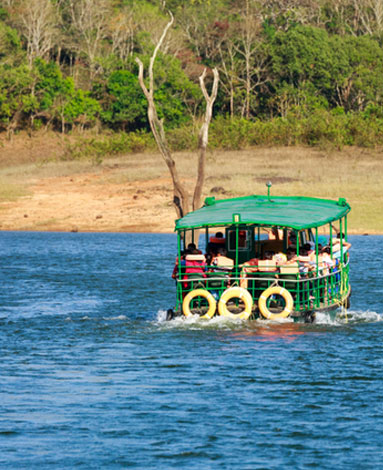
[[0, 180, 30, 202], [0, 131, 382, 233], [174, 147, 383, 233]]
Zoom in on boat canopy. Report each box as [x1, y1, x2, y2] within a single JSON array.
[[175, 195, 351, 231]]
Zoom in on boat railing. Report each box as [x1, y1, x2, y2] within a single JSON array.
[[176, 257, 350, 313]]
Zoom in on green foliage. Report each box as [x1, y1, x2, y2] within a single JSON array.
[[0, 21, 23, 65], [0, 64, 32, 129], [95, 69, 147, 130], [270, 26, 334, 93], [167, 124, 199, 151], [2, 0, 383, 151], [62, 131, 154, 163], [32, 60, 101, 129], [152, 53, 201, 128]]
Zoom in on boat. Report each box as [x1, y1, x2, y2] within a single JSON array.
[[168, 185, 351, 322]]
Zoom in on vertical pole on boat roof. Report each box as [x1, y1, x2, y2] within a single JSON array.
[[296, 230, 299, 256], [177, 231, 182, 270], [235, 224, 239, 274], [205, 227, 209, 253], [257, 226, 260, 258], [340, 218, 343, 261], [177, 231, 182, 306], [344, 215, 348, 241], [329, 224, 333, 257], [192, 229, 195, 245], [295, 230, 300, 310], [315, 227, 319, 277], [183, 230, 186, 251]]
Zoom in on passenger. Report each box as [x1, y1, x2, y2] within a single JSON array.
[[208, 231, 225, 254], [318, 246, 335, 275], [288, 231, 297, 246], [211, 247, 234, 271], [273, 251, 287, 265], [285, 250, 299, 264], [183, 249, 206, 289], [331, 234, 352, 260], [257, 251, 278, 272], [171, 250, 185, 280], [209, 247, 233, 290], [212, 231, 225, 242], [239, 256, 259, 288], [186, 242, 202, 254]]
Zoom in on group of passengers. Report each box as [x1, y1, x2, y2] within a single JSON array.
[[172, 232, 351, 292], [240, 237, 351, 281]]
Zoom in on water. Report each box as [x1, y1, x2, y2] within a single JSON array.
[[0, 232, 382, 469]]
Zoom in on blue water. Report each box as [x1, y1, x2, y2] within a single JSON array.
[[0, 233, 382, 469]]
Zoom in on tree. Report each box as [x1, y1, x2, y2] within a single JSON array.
[[233, 0, 269, 118], [136, 11, 219, 218], [0, 63, 32, 139], [64, 0, 110, 80], [97, 69, 148, 130], [12, 0, 58, 65], [108, 6, 135, 62]]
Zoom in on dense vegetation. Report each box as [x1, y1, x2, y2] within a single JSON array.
[[2, 0, 383, 150]]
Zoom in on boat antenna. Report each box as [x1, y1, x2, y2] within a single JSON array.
[[266, 181, 272, 201]]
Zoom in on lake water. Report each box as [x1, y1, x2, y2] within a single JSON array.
[[0, 232, 382, 469]]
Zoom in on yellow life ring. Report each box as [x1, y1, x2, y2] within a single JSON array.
[[182, 289, 217, 319], [218, 287, 253, 320], [258, 286, 294, 320]]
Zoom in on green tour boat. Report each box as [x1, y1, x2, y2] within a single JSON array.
[[168, 186, 351, 322]]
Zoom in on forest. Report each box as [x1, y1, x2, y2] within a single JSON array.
[[2, 0, 383, 150]]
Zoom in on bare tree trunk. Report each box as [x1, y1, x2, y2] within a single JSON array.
[[193, 68, 219, 211], [135, 13, 189, 219], [136, 12, 219, 219]]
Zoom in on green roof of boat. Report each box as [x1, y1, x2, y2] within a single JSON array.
[[175, 195, 351, 231]]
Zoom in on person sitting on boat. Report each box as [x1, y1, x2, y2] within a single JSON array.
[[257, 251, 278, 272], [273, 251, 287, 265], [208, 231, 225, 254], [209, 247, 234, 292], [172, 250, 186, 280], [318, 246, 335, 276], [331, 234, 352, 261], [186, 242, 203, 254], [183, 249, 207, 289], [239, 255, 259, 288], [211, 247, 234, 271]]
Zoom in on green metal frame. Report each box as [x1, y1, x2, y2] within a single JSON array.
[[174, 195, 351, 317]]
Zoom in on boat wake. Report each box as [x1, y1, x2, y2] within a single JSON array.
[[156, 309, 383, 328], [155, 309, 266, 330], [316, 309, 383, 325]]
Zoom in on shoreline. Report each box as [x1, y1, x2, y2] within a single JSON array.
[[1, 138, 383, 234], [0, 228, 379, 235]]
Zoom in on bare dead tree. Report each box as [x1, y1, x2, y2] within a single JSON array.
[[14, 0, 58, 65], [136, 12, 219, 218], [109, 8, 135, 61], [193, 67, 219, 211], [67, 0, 110, 80], [135, 13, 189, 219]]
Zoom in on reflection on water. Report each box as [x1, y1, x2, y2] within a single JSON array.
[[0, 233, 383, 469]]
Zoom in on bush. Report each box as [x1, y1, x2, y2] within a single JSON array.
[[62, 131, 154, 164]]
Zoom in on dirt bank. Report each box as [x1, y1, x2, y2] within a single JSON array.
[[1, 132, 382, 233], [0, 169, 176, 233]]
